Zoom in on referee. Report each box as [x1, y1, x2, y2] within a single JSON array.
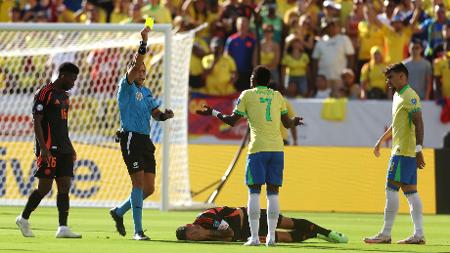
[[109, 25, 174, 240]]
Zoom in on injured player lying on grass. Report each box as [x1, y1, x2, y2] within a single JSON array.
[[175, 206, 348, 243]]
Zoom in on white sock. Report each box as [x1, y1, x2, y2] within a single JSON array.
[[266, 194, 280, 242], [247, 193, 260, 241], [381, 188, 399, 236], [405, 192, 424, 237]]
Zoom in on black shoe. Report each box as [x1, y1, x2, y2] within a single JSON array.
[[109, 208, 126, 236], [133, 231, 150, 241]]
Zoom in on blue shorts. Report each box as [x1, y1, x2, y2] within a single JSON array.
[[387, 155, 417, 185], [245, 152, 284, 186]]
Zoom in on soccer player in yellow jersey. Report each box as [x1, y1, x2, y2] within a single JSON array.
[[196, 66, 304, 247], [364, 63, 426, 245]]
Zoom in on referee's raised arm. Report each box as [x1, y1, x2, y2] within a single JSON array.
[[126, 26, 151, 84]]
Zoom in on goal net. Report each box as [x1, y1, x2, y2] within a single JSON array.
[[0, 23, 194, 210]]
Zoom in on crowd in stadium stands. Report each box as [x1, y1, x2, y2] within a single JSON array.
[[2, 0, 450, 100]]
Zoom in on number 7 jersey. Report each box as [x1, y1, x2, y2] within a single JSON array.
[[233, 86, 288, 154]]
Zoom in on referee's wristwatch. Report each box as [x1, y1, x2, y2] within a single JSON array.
[[415, 145, 423, 153]]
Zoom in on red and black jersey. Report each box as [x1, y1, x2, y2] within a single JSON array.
[[193, 206, 243, 241], [32, 83, 72, 155]]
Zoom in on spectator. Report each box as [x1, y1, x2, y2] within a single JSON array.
[[111, 0, 132, 23], [377, 0, 397, 26], [322, 0, 342, 20], [49, 0, 76, 22], [200, 37, 238, 96], [312, 17, 355, 97], [421, 4, 448, 59], [22, 0, 50, 22], [75, 0, 107, 23], [0, 0, 15, 22], [9, 6, 22, 22], [182, 0, 216, 39], [433, 23, 450, 99], [367, 0, 422, 64], [189, 36, 210, 89], [258, 24, 281, 85], [284, 0, 320, 29], [356, 4, 385, 82], [163, 0, 182, 17], [141, 0, 172, 24], [341, 68, 361, 99], [121, 3, 144, 23], [360, 46, 387, 99], [258, 2, 283, 43], [276, 0, 297, 19], [225, 16, 256, 91], [282, 37, 310, 97], [403, 40, 433, 100], [345, 0, 364, 56], [314, 74, 331, 98], [219, 0, 253, 36]]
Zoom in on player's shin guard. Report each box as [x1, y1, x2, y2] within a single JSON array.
[[405, 191, 423, 237], [266, 191, 279, 243], [131, 187, 144, 233], [57, 193, 70, 226], [381, 185, 399, 236], [292, 219, 331, 239], [248, 189, 261, 241], [22, 190, 44, 219]]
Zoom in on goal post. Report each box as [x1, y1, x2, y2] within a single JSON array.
[[0, 23, 197, 211]]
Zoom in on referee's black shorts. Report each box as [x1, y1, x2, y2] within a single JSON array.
[[120, 131, 156, 175]]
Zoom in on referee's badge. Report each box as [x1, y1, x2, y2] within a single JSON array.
[[411, 98, 417, 105], [136, 92, 143, 101]]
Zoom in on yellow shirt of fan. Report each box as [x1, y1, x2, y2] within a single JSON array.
[[360, 62, 387, 90], [276, 0, 296, 19], [433, 56, 450, 97], [358, 22, 385, 60], [190, 37, 210, 75], [234, 86, 288, 154], [391, 85, 421, 157], [141, 4, 172, 24], [281, 53, 309, 76], [382, 25, 413, 64], [201, 54, 237, 96]]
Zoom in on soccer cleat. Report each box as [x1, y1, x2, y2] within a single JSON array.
[[133, 231, 150, 241], [16, 215, 34, 237], [55, 226, 82, 238], [363, 233, 391, 244], [109, 208, 126, 236], [318, 231, 349, 243], [397, 235, 426, 244], [243, 238, 260, 246]]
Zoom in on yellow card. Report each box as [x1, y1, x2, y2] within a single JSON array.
[[145, 17, 154, 29]]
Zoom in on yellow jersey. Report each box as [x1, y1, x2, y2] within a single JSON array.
[[201, 54, 237, 96], [360, 62, 387, 90], [358, 22, 385, 60], [433, 56, 450, 97], [391, 85, 421, 157], [234, 86, 288, 154], [281, 53, 309, 76], [382, 25, 412, 64]]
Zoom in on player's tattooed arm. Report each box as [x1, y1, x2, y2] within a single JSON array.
[[152, 108, 174, 121], [281, 114, 304, 129], [203, 228, 234, 241], [411, 110, 425, 169], [196, 104, 242, 126], [127, 26, 151, 84]]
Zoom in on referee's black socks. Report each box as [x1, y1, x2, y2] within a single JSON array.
[[22, 190, 44, 219], [57, 193, 70, 226]]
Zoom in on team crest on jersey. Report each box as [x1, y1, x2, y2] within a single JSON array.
[[236, 98, 241, 105], [36, 104, 43, 111], [411, 98, 417, 105], [136, 92, 144, 101]]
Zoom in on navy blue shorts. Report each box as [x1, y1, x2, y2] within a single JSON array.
[[245, 152, 284, 186], [387, 155, 417, 185]]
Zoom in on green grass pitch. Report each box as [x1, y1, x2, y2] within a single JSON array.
[[0, 206, 449, 253]]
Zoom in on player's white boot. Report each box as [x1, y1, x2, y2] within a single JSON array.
[[16, 215, 34, 237], [243, 237, 260, 246], [397, 234, 426, 244], [363, 233, 391, 244], [56, 226, 82, 238]]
